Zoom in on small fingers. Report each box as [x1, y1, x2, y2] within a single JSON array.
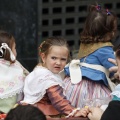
[[81, 110, 88, 117]]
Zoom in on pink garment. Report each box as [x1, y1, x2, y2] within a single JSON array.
[[64, 77, 111, 108], [35, 85, 74, 116]]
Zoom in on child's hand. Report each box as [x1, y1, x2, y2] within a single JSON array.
[[74, 107, 89, 117]]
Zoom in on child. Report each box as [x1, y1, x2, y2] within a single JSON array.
[[21, 36, 89, 118], [5, 105, 46, 120], [0, 31, 29, 113], [63, 4, 118, 108]]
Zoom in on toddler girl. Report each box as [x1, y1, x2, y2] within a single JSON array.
[[22, 36, 89, 118], [64, 4, 118, 108]]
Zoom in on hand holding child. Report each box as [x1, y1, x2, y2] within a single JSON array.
[[88, 107, 103, 120], [108, 58, 120, 80]]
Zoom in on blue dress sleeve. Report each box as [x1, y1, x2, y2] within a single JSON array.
[[95, 46, 116, 69]]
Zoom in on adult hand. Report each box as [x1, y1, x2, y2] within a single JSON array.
[[88, 107, 103, 120], [108, 58, 117, 65], [108, 58, 118, 72], [108, 58, 120, 80]]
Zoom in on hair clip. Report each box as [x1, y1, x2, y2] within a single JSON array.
[[0, 46, 3, 57], [96, 5, 101, 11], [106, 9, 111, 15], [0, 43, 15, 61]]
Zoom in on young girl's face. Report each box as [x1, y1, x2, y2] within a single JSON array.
[[41, 46, 68, 74]]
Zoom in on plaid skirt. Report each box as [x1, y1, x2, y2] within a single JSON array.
[[64, 77, 111, 108]]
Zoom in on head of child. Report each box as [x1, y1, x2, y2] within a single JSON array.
[[0, 31, 16, 63], [39, 36, 70, 74], [80, 4, 117, 43], [5, 105, 46, 120]]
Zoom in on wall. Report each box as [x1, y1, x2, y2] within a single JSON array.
[[0, 0, 38, 71]]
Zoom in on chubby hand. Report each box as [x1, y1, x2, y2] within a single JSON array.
[[74, 107, 89, 117], [88, 107, 103, 120]]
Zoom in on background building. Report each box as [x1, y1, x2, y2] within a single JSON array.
[[38, 0, 120, 58], [0, 0, 120, 71]]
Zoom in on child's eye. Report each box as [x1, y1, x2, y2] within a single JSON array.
[[61, 58, 67, 61], [51, 57, 56, 60]]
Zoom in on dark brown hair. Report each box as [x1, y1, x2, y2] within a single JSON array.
[[5, 105, 46, 120], [80, 4, 118, 44], [116, 49, 120, 59], [0, 31, 15, 63], [39, 36, 70, 62]]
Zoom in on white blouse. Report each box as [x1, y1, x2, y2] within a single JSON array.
[[23, 66, 65, 104], [0, 59, 28, 99]]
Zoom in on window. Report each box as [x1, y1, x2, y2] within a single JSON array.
[[66, 6, 75, 12], [53, 7, 62, 14], [116, 3, 120, 8], [66, 18, 74, 24], [52, 30, 61, 36], [117, 14, 120, 19], [67, 40, 74, 46], [52, 19, 62, 25], [78, 28, 83, 33], [78, 17, 86, 23], [117, 14, 120, 20], [65, 29, 74, 35], [42, 0, 49, 3], [66, 0, 74, 1], [42, 20, 49, 26], [104, 3, 112, 9], [78, 40, 80, 45], [79, 5, 87, 12], [53, 0, 62, 2], [118, 25, 120, 31], [42, 31, 48, 37], [42, 8, 49, 14]]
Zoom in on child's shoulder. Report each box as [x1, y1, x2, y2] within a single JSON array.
[[32, 66, 53, 77], [98, 45, 113, 50], [91, 46, 115, 59], [96, 46, 113, 53]]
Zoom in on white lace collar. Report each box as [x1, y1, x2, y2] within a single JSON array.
[[0, 59, 26, 99], [22, 66, 65, 104]]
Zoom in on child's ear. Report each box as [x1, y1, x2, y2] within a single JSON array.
[[40, 53, 46, 63]]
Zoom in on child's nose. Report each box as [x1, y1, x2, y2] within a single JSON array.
[[56, 60, 61, 65]]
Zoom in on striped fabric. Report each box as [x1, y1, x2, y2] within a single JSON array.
[[64, 77, 111, 109]]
